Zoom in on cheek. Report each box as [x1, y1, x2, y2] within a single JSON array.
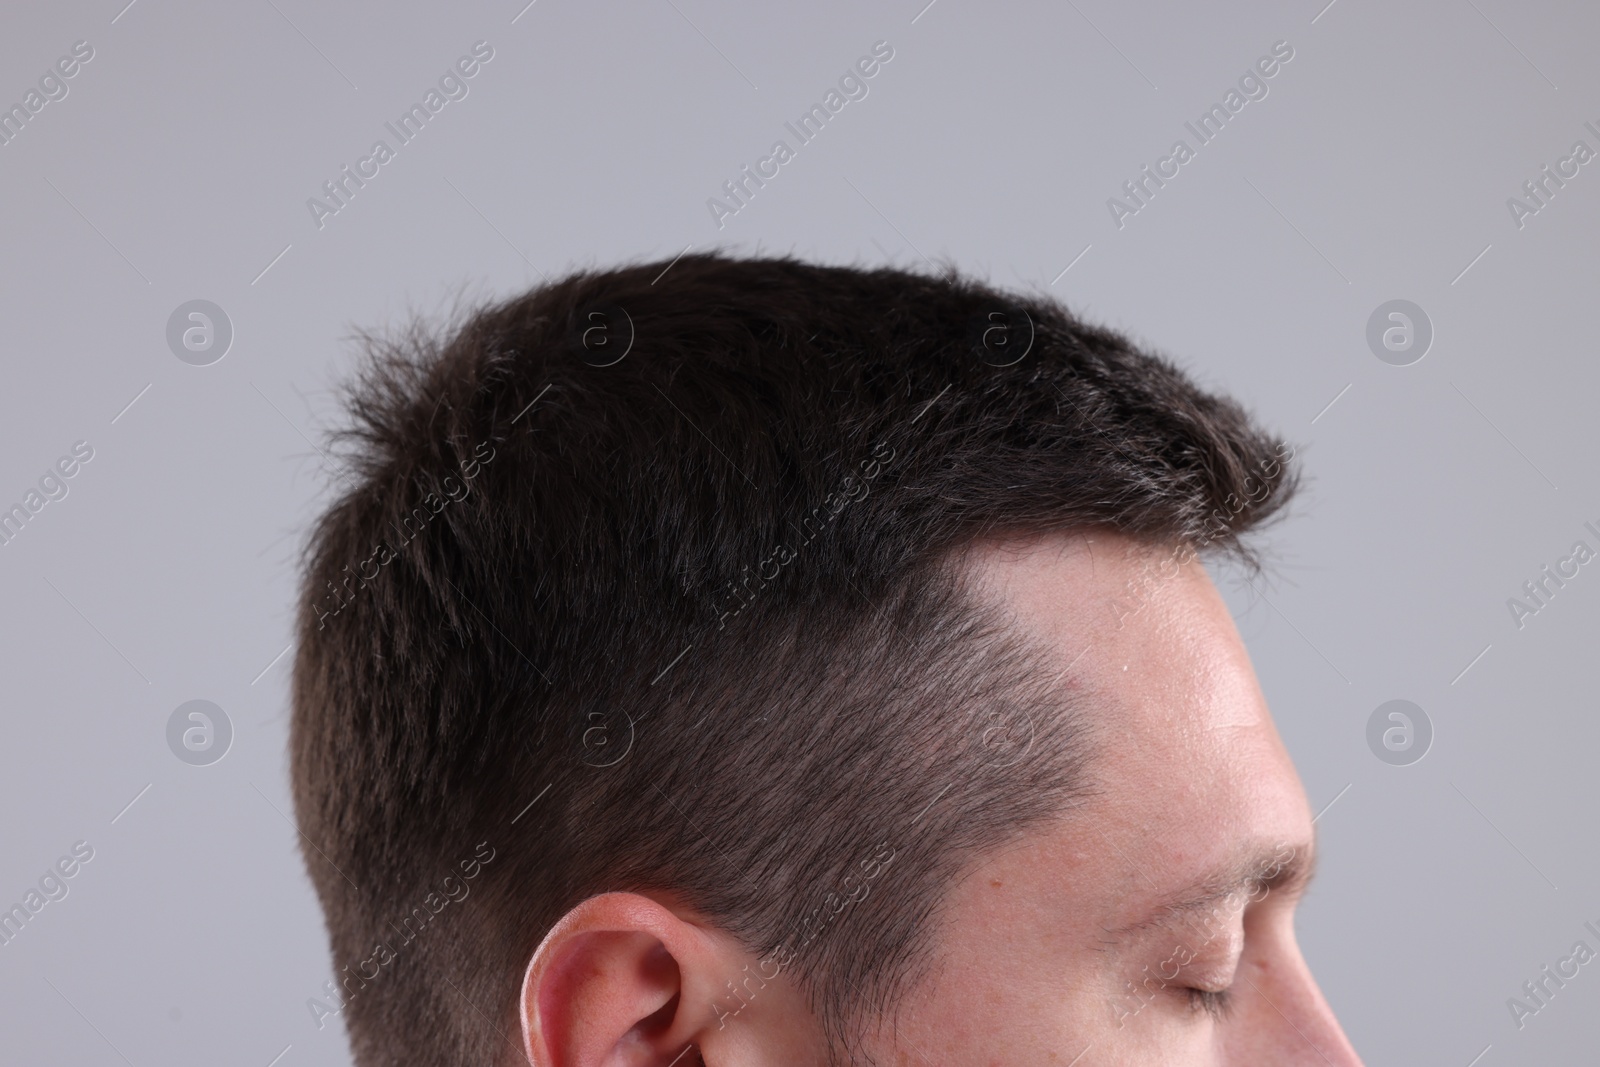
[[900, 931, 1201, 1063], [890, 981, 1084, 1065], [869, 896, 1101, 1062]]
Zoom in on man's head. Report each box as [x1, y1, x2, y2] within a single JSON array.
[[290, 252, 1357, 1064]]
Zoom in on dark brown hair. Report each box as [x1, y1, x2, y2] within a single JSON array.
[[289, 252, 1297, 1064]]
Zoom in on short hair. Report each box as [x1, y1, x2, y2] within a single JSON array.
[[289, 251, 1298, 1065]]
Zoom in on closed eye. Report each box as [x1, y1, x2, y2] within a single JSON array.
[[1184, 984, 1234, 1020]]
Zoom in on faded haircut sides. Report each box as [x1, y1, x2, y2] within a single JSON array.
[[289, 251, 1298, 1065]]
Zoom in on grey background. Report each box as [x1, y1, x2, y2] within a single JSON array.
[[1, 0, 1596, 1063]]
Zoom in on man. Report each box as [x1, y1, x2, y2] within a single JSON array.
[[290, 252, 1362, 1065]]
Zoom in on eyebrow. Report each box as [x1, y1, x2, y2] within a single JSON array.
[[1107, 830, 1319, 942]]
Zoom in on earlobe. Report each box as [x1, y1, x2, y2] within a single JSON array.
[[519, 893, 716, 1067]]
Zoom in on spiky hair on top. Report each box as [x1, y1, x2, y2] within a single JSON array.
[[289, 251, 1298, 1066]]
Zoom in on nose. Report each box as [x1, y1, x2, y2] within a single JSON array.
[[1233, 949, 1364, 1066]]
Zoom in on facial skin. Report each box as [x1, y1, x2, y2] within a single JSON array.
[[515, 531, 1362, 1066]]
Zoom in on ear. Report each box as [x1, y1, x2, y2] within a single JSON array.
[[519, 892, 758, 1067]]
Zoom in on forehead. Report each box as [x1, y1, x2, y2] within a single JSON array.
[[958, 531, 1311, 900]]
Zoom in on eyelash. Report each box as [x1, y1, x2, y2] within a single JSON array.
[[1184, 985, 1233, 1021]]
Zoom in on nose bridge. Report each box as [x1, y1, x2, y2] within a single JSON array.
[[1244, 950, 1364, 1067]]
